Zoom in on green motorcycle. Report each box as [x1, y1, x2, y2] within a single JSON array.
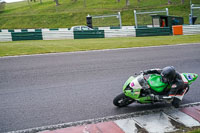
[[113, 72, 198, 108]]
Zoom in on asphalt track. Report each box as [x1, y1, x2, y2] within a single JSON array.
[[0, 43, 200, 132]]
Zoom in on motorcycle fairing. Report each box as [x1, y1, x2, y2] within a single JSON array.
[[182, 73, 198, 85], [147, 74, 168, 93], [123, 76, 135, 91], [123, 76, 141, 99]]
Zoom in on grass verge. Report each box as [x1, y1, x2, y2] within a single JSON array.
[[188, 128, 200, 133], [0, 35, 200, 57]]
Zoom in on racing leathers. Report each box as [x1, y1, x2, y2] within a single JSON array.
[[143, 68, 186, 100]]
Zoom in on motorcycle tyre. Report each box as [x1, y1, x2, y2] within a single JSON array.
[[172, 97, 181, 108], [113, 93, 135, 107]]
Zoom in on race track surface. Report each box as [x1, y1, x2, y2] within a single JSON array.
[[0, 43, 200, 132]]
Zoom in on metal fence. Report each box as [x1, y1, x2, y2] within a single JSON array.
[[134, 8, 169, 28]]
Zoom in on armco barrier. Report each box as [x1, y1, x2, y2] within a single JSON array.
[[42, 30, 73, 40], [1, 26, 200, 41], [104, 29, 136, 38], [183, 25, 200, 35], [11, 32, 43, 41], [0, 32, 12, 41], [98, 26, 135, 30], [136, 27, 171, 37], [74, 30, 104, 39]]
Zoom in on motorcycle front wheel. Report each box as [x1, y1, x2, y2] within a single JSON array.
[[113, 93, 135, 107]]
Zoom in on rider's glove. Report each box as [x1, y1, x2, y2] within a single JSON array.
[[143, 70, 148, 75]]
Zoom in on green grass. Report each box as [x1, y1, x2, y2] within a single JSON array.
[[187, 128, 200, 133], [0, 34, 200, 57], [0, 0, 200, 29]]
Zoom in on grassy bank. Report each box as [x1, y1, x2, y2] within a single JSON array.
[[187, 128, 200, 133], [0, 34, 200, 57], [0, 0, 200, 29]]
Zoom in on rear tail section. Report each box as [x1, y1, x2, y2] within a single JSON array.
[[182, 73, 198, 85]]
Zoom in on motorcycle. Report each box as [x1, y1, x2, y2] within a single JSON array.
[[113, 72, 198, 108]]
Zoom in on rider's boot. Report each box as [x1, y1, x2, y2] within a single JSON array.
[[150, 94, 161, 102], [162, 96, 174, 103]]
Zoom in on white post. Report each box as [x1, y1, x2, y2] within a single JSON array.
[[191, 4, 193, 25], [118, 12, 122, 29], [166, 8, 169, 16], [134, 10, 138, 28]]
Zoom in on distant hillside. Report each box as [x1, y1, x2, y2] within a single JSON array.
[[0, 0, 200, 29]]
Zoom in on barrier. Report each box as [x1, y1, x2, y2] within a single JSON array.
[[11, 32, 43, 41], [104, 29, 136, 38], [136, 27, 171, 37], [173, 25, 183, 35], [1, 26, 200, 41], [98, 26, 135, 30], [183, 25, 200, 35], [74, 30, 104, 39], [42, 31, 73, 40], [0, 32, 12, 41]]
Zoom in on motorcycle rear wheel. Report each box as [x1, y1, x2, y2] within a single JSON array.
[[113, 93, 135, 107]]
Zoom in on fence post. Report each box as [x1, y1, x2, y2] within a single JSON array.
[[134, 10, 138, 29], [166, 8, 169, 16], [118, 12, 122, 29]]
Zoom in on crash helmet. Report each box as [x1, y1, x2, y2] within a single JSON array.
[[161, 66, 176, 83]]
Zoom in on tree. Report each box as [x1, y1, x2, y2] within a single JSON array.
[[181, 0, 184, 4], [168, 0, 171, 5], [116, 0, 120, 2], [54, 0, 60, 6], [126, 0, 130, 6], [30, 0, 36, 2]]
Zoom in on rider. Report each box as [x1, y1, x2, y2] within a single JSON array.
[[143, 66, 186, 101]]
